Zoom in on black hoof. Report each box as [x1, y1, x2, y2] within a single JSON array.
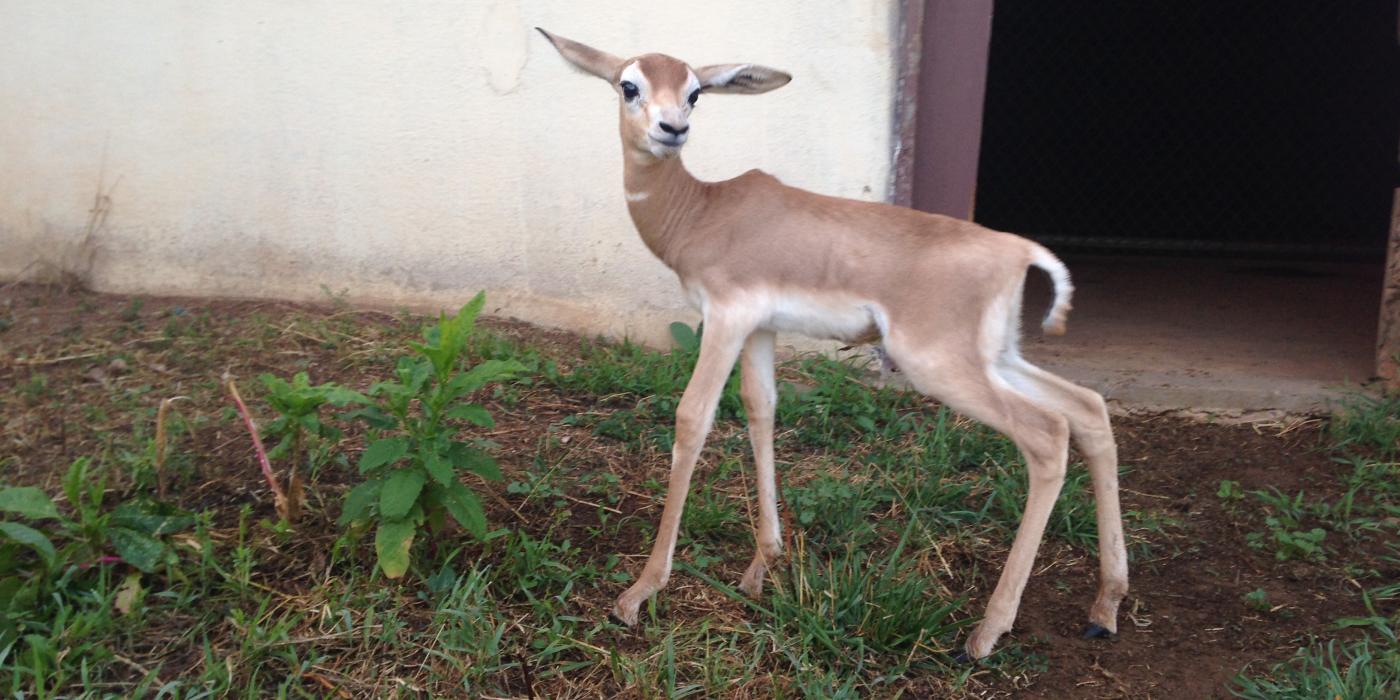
[[607, 612, 629, 628], [952, 650, 973, 665], [1082, 623, 1114, 640]]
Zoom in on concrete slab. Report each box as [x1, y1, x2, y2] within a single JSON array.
[[1020, 257, 1384, 414]]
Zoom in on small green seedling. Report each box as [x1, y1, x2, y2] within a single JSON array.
[[1217, 480, 1245, 501], [259, 371, 362, 480], [339, 293, 524, 579], [1243, 588, 1271, 612]]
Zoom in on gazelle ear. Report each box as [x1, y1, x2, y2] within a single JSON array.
[[695, 64, 792, 94], [536, 28, 624, 81]]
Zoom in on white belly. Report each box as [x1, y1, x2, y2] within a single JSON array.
[[683, 284, 887, 344], [764, 290, 885, 343]]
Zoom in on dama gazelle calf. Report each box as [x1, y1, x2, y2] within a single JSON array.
[[538, 29, 1128, 660]]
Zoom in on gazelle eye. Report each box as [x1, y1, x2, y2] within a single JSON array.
[[688, 89, 700, 106], [620, 81, 639, 101]]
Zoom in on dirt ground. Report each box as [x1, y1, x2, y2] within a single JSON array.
[[1, 283, 1393, 698], [1010, 418, 1359, 698]]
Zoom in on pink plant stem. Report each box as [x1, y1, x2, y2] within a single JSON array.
[[225, 376, 286, 509]]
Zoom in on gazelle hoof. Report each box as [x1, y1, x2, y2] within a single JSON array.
[[1082, 623, 1114, 639], [952, 650, 974, 665], [609, 598, 641, 628]]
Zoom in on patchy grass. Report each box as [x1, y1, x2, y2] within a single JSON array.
[[1228, 391, 1400, 699], [0, 284, 1396, 697], [1329, 391, 1400, 457], [1232, 628, 1399, 700]]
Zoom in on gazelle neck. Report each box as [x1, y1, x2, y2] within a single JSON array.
[[622, 151, 705, 270]]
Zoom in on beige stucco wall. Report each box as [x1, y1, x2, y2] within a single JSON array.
[[0, 2, 897, 347]]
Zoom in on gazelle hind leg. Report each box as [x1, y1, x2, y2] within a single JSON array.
[[885, 340, 1071, 659], [999, 356, 1127, 636], [737, 330, 780, 597], [612, 313, 753, 625]]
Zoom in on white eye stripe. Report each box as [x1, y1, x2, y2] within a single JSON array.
[[617, 62, 650, 113], [683, 72, 701, 108], [619, 62, 649, 97]]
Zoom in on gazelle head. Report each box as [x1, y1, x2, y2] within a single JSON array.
[[537, 28, 792, 160]]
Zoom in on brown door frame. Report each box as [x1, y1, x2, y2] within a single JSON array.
[[887, 0, 925, 210], [890, 0, 995, 219]]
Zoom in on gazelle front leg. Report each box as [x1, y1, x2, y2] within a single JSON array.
[[612, 312, 753, 626], [737, 330, 780, 597]]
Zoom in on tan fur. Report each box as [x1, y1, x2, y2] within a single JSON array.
[[538, 29, 1127, 661]]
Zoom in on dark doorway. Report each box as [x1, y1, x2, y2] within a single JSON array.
[[973, 1, 1399, 260], [899, 0, 1400, 400]]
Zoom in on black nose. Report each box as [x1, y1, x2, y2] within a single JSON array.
[[658, 122, 689, 135]]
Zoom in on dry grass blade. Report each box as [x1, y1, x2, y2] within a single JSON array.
[[302, 671, 353, 699], [225, 373, 296, 522], [154, 396, 189, 499], [10, 351, 105, 367]]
